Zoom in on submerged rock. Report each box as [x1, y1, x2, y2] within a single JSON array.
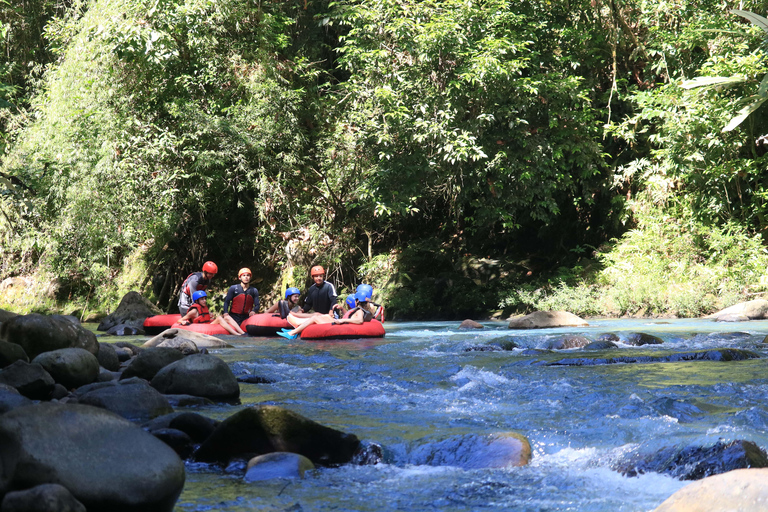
[[538, 335, 591, 350], [0, 402, 185, 512], [625, 332, 664, 346], [544, 349, 761, 367], [508, 311, 588, 329], [583, 340, 618, 350], [653, 468, 768, 511], [244, 452, 315, 482], [193, 405, 360, 466], [615, 440, 768, 480], [458, 319, 484, 330], [407, 432, 532, 469]]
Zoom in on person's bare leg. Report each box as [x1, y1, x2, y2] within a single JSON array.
[[287, 312, 323, 328], [212, 317, 241, 335], [288, 314, 334, 335], [223, 315, 245, 335]]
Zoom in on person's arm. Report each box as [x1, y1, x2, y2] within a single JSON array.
[[222, 286, 236, 317], [335, 309, 364, 325], [302, 289, 313, 313], [179, 308, 199, 325], [266, 302, 278, 313], [250, 289, 259, 315]]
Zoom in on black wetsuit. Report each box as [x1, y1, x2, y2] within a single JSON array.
[[302, 281, 338, 315], [223, 284, 260, 324]]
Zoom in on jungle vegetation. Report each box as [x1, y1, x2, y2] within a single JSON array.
[[2, 0, 768, 319]]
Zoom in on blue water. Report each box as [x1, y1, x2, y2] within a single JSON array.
[[129, 318, 768, 512]]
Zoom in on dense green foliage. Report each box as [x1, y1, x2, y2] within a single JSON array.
[[2, 0, 768, 318]]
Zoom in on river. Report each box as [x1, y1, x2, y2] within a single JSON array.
[[104, 318, 768, 511]]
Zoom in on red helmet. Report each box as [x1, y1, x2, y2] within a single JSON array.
[[310, 265, 325, 276], [202, 261, 218, 274]]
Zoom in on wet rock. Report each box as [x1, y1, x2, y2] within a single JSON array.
[[163, 394, 215, 407], [650, 398, 708, 423], [596, 333, 620, 342], [653, 468, 768, 511], [538, 335, 591, 350], [32, 348, 100, 389], [193, 405, 360, 466], [0, 402, 185, 511], [583, 340, 618, 350], [151, 428, 195, 459], [0, 483, 86, 512], [353, 441, 383, 465], [244, 452, 315, 482], [97, 291, 161, 332], [408, 432, 532, 469], [0, 387, 32, 414], [169, 412, 219, 443], [150, 354, 239, 402], [0, 341, 28, 368], [0, 308, 19, 325], [544, 349, 760, 367], [0, 314, 98, 359], [0, 360, 55, 400], [458, 319, 483, 330], [707, 299, 768, 321], [96, 342, 120, 372], [51, 383, 69, 400], [237, 375, 277, 384], [508, 311, 588, 329], [97, 367, 120, 382], [120, 347, 185, 382], [114, 342, 143, 357], [72, 377, 173, 423], [625, 332, 664, 346], [143, 328, 232, 350], [106, 324, 145, 336], [114, 346, 134, 362], [715, 313, 749, 322], [614, 440, 768, 480]]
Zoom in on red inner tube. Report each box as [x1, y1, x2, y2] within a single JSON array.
[[171, 322, 231, 336], [143, 314, 182, 335], [241, 313, 291, 337], [300, 319, 385, 340]]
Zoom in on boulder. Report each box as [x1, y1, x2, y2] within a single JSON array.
[[96, 343, 120, 372], [97, 291, 161, 332], [653, 468, 768, 512], [0, 388, 32, 414], [538, 335, 591, 350], [114, 342, 143, 357], [120, 347, 185, 382], [0, 361, 55, 400], [0, 341, 28, 369], [707, 299, 768, 321], [72, 377, 173, 423], [0, 308, 19, 325], [164, 394, 214, 407], [583, 340, 618, 350], [0, 402, 185, 512], [51, 383, 69, 400], [151, 428, 195, 459], [596, 333, 620, 342], [715, 313, 750, 322], [0, 483, 86, 512], [458, 319, 483, 330], [168, 412, 219, 443], [106, 324, 145, 336], [193, 405, 361, 466], [625, 332, 664, 346], [0, 314, 98, 359], [407, 432, 532, 469], [508, 311, 588, 329], [614, 439, 768, 480], [150, 354, 239, 401], [244, 452, 315, 482], [143, 329, 232, 350], [32, 348, 100, 389]]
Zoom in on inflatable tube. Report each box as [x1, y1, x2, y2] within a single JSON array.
[[300, 319, 385, 341], [171, 322, 231, 336], [241, 313, 291, 337], [143, 314, 182, 335]]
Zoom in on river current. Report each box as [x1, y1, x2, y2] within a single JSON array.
[[104, 318, 768, 511]]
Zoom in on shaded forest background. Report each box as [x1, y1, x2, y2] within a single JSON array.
[[3, 0, 768, 319]]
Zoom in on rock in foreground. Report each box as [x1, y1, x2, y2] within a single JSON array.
[[0, 314, 98, 359], [654, 468, 768, 512]]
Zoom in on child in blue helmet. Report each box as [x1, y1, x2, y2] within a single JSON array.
[[356, 284, 385, 322], [278, 290, 373, 339], [266, 287, 303, 318], [178, 290, 245, 335]]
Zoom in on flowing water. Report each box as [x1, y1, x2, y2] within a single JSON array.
[[102, 319, 768, 511]]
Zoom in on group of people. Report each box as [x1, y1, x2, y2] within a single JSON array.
[[176, 262, 384, 337]]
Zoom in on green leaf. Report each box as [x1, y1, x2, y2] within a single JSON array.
[[680, 75, 747, 90], [722, 96, 768, 132], [731, 9, 768, 36]]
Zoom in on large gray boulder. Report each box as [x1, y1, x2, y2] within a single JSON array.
[[0, 341, 28, 369], [32, 348, 100, 389], [0, 308, 18, 325], [0, 314, 98, 359], [707, 299, 768, 321], [508, 311, 588, 329], [0, 361, 55, 400], [150, 354, 239, 401], [120, 347, 185, 381], [97, 291, 161, 332], [143, 329, 232, 350], [0, 402, 185, 512], [193, 405, 360, 466], [654, 468, 768, 512], [73, 377, 173, 423], [0, 386, 32, 414], [96, 343, 120, 372], [0, 483, 86, 512]]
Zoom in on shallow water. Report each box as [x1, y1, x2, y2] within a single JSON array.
[[98, 318, 768, 511]]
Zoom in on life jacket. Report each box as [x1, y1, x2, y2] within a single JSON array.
[[342, 309, 354, 319], [182, 272, 208, 297], [230, 292, 254, 316], [189, 303, 211, 324], [348, 306, 373, 322]]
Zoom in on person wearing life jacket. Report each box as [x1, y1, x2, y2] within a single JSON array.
[[177, 291, 245, 335], [278, 290, 373, 339], [222, 268, 260, 326], [266, 287, 302, 319], [341, 294, 357, 318], [301, 265, 340, 315], [178, 261, 218, 316], [356, 283, 385, 322]]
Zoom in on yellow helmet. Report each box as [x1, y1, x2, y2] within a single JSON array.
[[238, 267, 252, 278]]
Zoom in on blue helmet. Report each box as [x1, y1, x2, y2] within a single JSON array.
[[285, 287, 301, 299], [354, 290, 370, 303], [345, 294, 357, 309], [192, 290, 207, 302], [356, 284, 373, 300]]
